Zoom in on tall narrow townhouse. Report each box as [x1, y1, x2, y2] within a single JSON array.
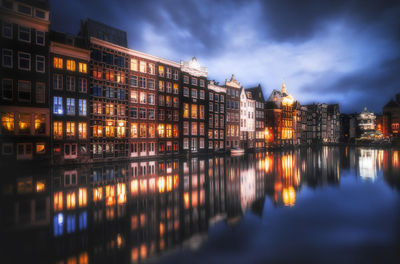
[[239, 88, 255, 150], [246, 85, 266, 150], [180, 57, 208, 154], [156, 61, 180, 156], [224, 75, 241, 150], [127, 52, 157, 158], [79, 19, 129, 161], [50, 31, 90, 164], [207, 80, 226, 152], [0, 0, 50, 164]]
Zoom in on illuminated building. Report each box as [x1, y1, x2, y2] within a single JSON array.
[[180, 57, 208, 154], [357, 107, 382, 139], [266, 82, 295, 146], [126, 51, 158, 158], [207, 80, 226, 152], [327, 104, 340, 143], [0, 0, 50, 162], [156, 61, 180, 155], [246, 85, 266, 150], [295, 103, 308, 145], [49, 31, 90, 164], [79, 19, 129, 160], [382, 93, 400, 139], [240, 88, 255, 149], [224, 75, 241, 150]]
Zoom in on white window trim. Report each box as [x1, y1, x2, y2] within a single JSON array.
[[2, 21, 13, 39], [35, 30, 45, 46], [18, 51, 31, 71], [18, 80, 31, 102], [17, 3, 32, 16], [64, 143, 78, 159], [18, 25, 31, 43], [36, 55, 45, 73], [2, 48, 13, 68]]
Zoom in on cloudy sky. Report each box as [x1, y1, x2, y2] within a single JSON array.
[[50, 0, 400, 113]]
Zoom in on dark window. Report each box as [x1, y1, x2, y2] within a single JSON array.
[[91, 49, 101, 61]]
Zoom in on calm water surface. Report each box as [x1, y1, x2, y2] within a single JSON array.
[[1, 147, 399, 264]]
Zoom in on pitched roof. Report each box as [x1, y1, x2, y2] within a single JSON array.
[[245, 84, 265, 102]]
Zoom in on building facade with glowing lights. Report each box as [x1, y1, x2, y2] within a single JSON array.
[[49, 31, 90, 164], [224, 75, 241, 150], [239, 88, 255, 149], [207, 80, 226, 152], [0, 0, 51, 163], [246, 85, 266, 150]]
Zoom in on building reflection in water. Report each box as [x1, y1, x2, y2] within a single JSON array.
[[1, 147, 399, 263]]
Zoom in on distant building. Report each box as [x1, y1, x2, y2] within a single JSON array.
[[246, 84, 266, 150], [240, 88, 255, 149], [207, 80, 226, 152], [180, 57, 208, 154], [224, 75, 241, 150], [383, 94, 400, 138], [266, 82, 295, 146]]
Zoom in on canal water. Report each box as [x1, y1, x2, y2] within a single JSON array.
[[1, 147, 399, 264]]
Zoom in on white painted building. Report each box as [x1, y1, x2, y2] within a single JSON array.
[[240, 88, 255, 149]]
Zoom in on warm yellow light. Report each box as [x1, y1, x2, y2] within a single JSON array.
[[106, 185, 115, 206], [79, 188, 87, 207], [184, 192, 190, 209], [158, 177, 165, 193], [36, 181, 45, 192], [166, 176, 172, 192], [159, 222, 165, 237], [117, 183, 126, 204], [93, 187, 103, 202], [118, 121, 124, 127], [282, 186, 296, 206], [131, 180, 138, 196]]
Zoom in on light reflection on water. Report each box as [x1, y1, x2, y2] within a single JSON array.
[[1, 147, 399, 264]]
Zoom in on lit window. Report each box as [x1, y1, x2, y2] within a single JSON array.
[[140, 92, 147, 104], [78, 122, 87, 139], [149, 63, 155, 74], [36, 143, 45, 154], [139, 124, 146, 137], [1, 112, 14, 134], [66, 122, 75, 137], [18, 52, 30, 70], [183, 103, 189, 118], [139, 61, 146, 73], [53, 57, 63, 69], [105, 121, 115, 137], [158, 65, 164, 77], [158, 124, 165, 138], [173, 83, 179, 94], [2, 49, 12, 68], [149, 124, 155, 137], [79, 99, 87, 116], [130, 58, 138, 71], [54, 191, 63, 211], [191, 104, 197, 119], [66, 59, 76, 71], [166, 124, 172, 138], [18, 113, 31, 134], [78, 62, 87, 73], [34, 114, 46, 134], [79, 188, 87, 207], [191, 122, 197, 135], [53, 121, 63, 139], [66, 98, 75, 115], [131, 123, 138, 138]]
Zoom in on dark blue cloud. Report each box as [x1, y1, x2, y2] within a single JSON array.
[[49, 0, 400, 113]]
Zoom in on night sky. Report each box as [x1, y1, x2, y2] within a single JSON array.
[[49, 0, 400, 113]]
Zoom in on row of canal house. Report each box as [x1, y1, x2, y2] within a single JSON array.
[[1, 1, 342, 165]]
